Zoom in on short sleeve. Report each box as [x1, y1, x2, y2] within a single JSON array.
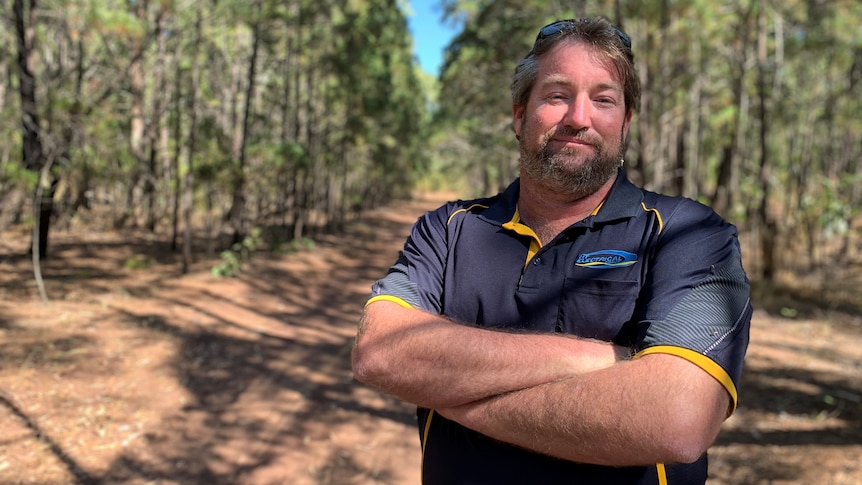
[[634, 200, 752, 411], [368, 203, 454, 313]]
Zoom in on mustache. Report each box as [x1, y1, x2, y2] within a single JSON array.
[[542, 127, 602, 147], [556, 126, 588, 139]]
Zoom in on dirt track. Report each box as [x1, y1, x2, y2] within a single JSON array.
[[0, 192, 860, 484]]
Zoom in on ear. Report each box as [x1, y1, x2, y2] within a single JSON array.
[[622, 109, 633, 137], [512, 103, 526, 138]]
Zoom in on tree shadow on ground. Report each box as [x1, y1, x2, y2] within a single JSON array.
[[718, 361, 862, 447], [0, 203, 425, 484], [91, 310, 412, 483], [4, 196, 857, 484], [751, 277, 862, 325], [87, 219, 417, 482]]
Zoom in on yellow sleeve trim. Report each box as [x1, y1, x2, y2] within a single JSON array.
[[635, 345, 738, 414], [365, 295, 414, 309]]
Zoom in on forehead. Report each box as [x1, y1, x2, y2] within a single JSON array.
[[536, 40, 623, 88]]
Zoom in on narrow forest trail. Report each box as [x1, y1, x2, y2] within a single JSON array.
[[0, 193, 446, 484], [0, 191, 860, 484]]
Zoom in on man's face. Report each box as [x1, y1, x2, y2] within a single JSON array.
[[513, 41, 632, 198]]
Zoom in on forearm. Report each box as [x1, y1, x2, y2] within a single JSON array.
[[437, 353, 729, 466], [351, 300, 625, 408]]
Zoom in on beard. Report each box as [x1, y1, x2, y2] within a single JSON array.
[[519, 126, 624, 199]]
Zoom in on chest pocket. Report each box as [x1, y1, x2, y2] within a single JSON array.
[[557, 277, 639, 341]]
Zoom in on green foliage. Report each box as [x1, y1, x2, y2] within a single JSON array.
[[211, 228, 264, 278], [124, 254, 155, 270], [780, 307, 799, 318], [3, 0, 859, 281], [803, 174, 861, 239], [91, 4, 146, 27], [428, 0, 862, 275], [3, 161, 40, 190], [275, 237, 316, 255]]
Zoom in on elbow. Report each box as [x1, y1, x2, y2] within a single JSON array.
[[350, 339, 382, 386], [662, 434, 716, 465], [657, 406, 725, 464], [351, 334, 400, 390]]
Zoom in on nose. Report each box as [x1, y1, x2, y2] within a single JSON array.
[[563, 95, 591, 130]]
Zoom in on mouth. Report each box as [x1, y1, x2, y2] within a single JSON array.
[[546, 128, 597, 149], [553, 136, 592, 145], [548, 136, 595, 152]]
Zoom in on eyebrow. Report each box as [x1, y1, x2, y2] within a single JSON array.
[[540, 74, 623, 93]]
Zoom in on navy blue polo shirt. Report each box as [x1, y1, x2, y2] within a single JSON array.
[[368, 170, 752, 485]]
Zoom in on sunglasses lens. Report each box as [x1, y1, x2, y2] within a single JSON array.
[[538, 21, 568, 39], [617, 31, 632, 48], [536, 19, 631, 49]]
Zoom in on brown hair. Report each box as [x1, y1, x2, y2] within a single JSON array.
[[511, 17, 641, 114]]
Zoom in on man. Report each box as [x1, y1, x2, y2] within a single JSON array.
[[352, 16, 751, 485]]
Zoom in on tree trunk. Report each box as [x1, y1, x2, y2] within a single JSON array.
[[756, 1, 775, 281], [284, 24, 302, 237], [181, 9, 204, 274], [14, 0, 53, 259], [146, 11, 167, 234], [129, 0, 148, 229], [170, 55, 183, 252], [227, 0, 262, 245], [712, 5, 754, 218]]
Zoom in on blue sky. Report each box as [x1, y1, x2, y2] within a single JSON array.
[[405, 0, 460, 75]]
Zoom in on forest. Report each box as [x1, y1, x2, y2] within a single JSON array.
[[1, 1, 861, 483], [2, 0, 861, 282]]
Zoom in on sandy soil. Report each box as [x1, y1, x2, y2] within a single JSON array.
[[0, 193, 860, 484]]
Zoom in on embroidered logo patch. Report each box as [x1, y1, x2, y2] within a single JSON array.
[[575, 250, 638, 268]]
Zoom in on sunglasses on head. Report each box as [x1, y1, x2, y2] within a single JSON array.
[[536, 19, 632, 49]]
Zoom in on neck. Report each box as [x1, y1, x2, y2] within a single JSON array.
[[518, 173, 617, 243]]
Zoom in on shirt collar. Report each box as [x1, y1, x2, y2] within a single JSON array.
[[592, 169, 645, 223], [480, 168, 644, 227]]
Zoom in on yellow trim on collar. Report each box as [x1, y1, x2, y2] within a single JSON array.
[[591, 200, 604, 216], [502, 206, 542, 268], [635, 345, 738, 414]]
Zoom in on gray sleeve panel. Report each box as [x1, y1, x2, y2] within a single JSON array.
[[370, 253, 424, 309], [640, 243, 752, 384]]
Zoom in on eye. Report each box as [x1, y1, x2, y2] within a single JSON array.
[[545, 92, 570, 103]]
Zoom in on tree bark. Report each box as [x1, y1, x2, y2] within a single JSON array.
[[756, 1, 775, 281], [14, 0, 54, 259], [227, 0, 263, 245], [181, 9, 204, 274], [711, 4, 754, 218]]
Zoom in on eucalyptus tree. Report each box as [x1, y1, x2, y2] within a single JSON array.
[[0, 8, 18, 223], [330, 0, 427, 210], [5, 0, 428, 262], [433, 0, 862, 281], [12, 0, 52, 268], [10, 0, 165, 257], [765, 0, 862, 268], [435, 0, 550, 196], [224, 0, 263, 244]]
